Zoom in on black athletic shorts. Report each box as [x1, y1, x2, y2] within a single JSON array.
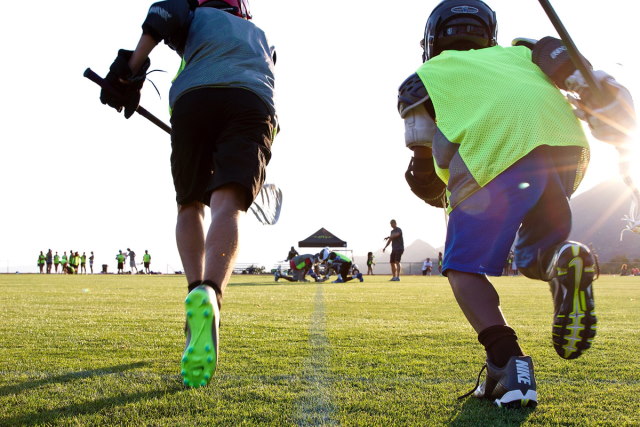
[[339, 262, 352, 278], [390, 249, 404, 263], [170, 88, 276, 210]]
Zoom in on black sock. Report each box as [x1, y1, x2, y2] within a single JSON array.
[[187, 281, 202, 293], [202, 280, 222, 309], [478, 325, 524, 368]]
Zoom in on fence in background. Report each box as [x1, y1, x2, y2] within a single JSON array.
[[4, 261, 639, 277]]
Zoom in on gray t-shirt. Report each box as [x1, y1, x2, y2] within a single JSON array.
[[169, 8, 275, 113], [391, 227, 404, 251]]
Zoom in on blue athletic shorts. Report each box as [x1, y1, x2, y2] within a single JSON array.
[[443, 148, 572, 276]]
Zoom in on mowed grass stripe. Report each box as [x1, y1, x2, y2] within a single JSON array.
[[0, 274, 638, 425], [294, 282, 337, 426]]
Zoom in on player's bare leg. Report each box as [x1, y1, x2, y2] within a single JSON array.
[[179, 184, 244, 388], [203, 184, 245, 307], [176, 201, 206, 286], [447, 270, 506, 332]]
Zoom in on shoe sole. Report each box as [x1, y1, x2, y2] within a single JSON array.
[[551, 243, 597, 360], [181, 287, 219, 387], [494, 390, 538, 409]]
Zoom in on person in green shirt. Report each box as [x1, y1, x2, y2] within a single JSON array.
[[66, 252, 75, 274], [366, 252, 375, 275], [116, 250, 126, 274], [80, 252, 87, 274], [37, 251, 46, 274], [73, 252, 81, 273], [53, 252, 60, 273], [143, 250, 151, 274], [318, 248, 363, 283], [67, 252, 77, 274], [397, 0, 634, 408], [61, 252, 68, 274]]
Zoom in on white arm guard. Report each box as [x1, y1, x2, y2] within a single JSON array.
[[403, 104, 436, 149], [398, 73, 436, 149]]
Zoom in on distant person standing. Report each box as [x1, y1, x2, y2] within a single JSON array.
[[383, 219, 404, 281], [37, 251, 46, 274], [45, 249, 53, 274], [116, 250, 125, 274], [438, 252, 443, 275], [286, 246, 298, 261], [89, 251, 95, 274], [72, 252, 81, 274], [143, 250, 151, 274], [127, 248, 138, 273], [366, 251, 375, 275], [81, 252, 87, 274], [54, 251, 60, 273]]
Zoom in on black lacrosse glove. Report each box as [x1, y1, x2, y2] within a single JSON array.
[[405, 156, 447, 208], [100, 49, 150, 119]]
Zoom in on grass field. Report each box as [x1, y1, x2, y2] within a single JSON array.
[[0, 273, 638, 426]]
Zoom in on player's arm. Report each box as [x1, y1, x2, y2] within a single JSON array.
[[99, 1, 192, 118], [515, 36, 635, 145], [397, 74, 447, 208], [142, 0, 194, 55]]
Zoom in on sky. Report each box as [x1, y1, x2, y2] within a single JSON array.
[[0, 0, 638, 273]]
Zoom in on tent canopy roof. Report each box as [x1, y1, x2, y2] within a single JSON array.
[[298, 227, 347, 248]]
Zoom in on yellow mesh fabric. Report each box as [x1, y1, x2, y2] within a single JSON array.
[[416, 45, 589, 189]]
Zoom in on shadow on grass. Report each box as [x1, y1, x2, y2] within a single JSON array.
[[228, 280, 288, 287], [1, 384, 184, 426], [0, 361, 149, 398], [449, 398, 534, 426]]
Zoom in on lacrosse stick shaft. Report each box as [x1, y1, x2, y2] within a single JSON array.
[[538, 1, 640, 234], [83, 68, 171, 134], [537, 0, 605, 105]]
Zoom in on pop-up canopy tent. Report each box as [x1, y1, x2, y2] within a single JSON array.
[[298, 227, 347, 248]]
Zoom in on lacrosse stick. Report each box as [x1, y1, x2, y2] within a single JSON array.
[[538, 0, 640, 238], [84, 68, 172, 133]]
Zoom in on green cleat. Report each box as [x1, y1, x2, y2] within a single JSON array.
[[181, 285, 219, 388], [547, 242, 597, 360]]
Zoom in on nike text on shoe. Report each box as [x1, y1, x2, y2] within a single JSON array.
[[460, 356, 537, 409], [547, 241, 597, 359], [181, 285, 220, 388]]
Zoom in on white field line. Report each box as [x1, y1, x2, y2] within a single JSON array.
[[293, 282, 337, 426]]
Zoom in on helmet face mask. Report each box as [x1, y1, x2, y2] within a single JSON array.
[[423, 0, 497, 61]]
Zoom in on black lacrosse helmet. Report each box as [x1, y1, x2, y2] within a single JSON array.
[[422, 0, 497, 61]]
